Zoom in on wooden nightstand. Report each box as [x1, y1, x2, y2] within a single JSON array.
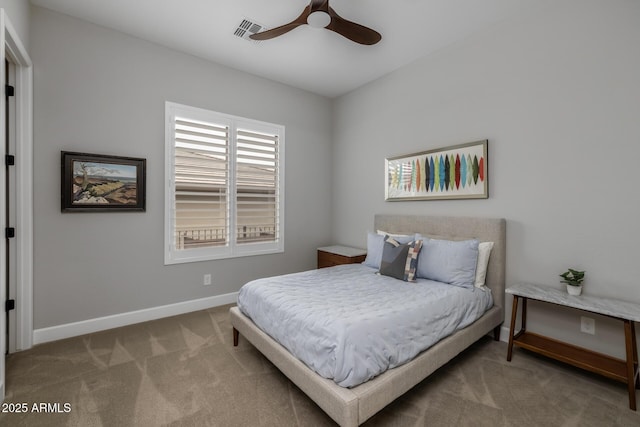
[[317, 245, 367, 269]]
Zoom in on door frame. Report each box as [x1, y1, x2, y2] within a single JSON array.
[[0, 7, 33, 399]]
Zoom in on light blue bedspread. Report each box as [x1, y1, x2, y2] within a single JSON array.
[[237, 264, 493, 387]]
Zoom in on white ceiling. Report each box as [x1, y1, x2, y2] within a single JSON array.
[[30, 0, 547, 98]]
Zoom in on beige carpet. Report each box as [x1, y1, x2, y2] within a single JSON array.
[[1, 304, 639, 426]]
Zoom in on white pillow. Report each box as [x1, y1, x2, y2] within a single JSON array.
[[376, 230, 411, 238], [474, 242, 494, 288]]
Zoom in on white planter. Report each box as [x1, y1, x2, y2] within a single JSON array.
[[566, 284, 582, 296]]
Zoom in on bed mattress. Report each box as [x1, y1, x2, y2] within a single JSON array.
[[237, 264, 493, 388]]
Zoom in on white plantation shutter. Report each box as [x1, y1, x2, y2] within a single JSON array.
[[174, 118, 229, 250], [236, 129, 279, 244], [165, 102, 284, 264]]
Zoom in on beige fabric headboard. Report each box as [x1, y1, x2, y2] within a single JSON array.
[[374, 214, 506, 317]]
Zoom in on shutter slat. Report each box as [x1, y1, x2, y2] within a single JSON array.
[[237, 175, 275, 182], [176, 119, 227, 133], [176, 129, 227, 141], [237, 194, 276, 199], [237, 174, 276, 181], [237, 130, 278, 141], [175, 156, 227, 166], [237, 153, 276, 163], [237, 140, 277, 150], [175, 146, 226, 158]]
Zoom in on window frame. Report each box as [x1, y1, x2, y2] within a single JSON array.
[[164, 102, 285, 264]]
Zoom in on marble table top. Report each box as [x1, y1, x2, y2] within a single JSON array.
[[317, 245, 367, 257], [506, 282, 640, 322]]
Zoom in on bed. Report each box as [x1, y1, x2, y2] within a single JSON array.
[[230, 214, 506, 426]]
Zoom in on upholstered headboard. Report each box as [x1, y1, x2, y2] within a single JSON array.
[[374, 215, 506, 317]]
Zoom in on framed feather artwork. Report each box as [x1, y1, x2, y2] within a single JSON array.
[[385, 140, 488, 201]]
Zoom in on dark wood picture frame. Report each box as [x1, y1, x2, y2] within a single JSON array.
[[61, 151, 146, 212]]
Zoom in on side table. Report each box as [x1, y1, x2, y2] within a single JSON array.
[[506, 282, 640, 410], [317, 245, 366, 269]]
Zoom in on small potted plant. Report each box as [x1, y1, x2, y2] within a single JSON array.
[[560, 268, 585, 296]]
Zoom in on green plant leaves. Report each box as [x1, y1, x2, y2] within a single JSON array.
[[559, 268, 585, 286]]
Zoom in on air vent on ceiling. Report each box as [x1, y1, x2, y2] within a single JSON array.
[[234, 18, 266, 44]]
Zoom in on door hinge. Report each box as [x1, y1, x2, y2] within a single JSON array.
[[5, 299, 15, 312], [5, 154, 15, 166], [5, 84, 14, 97], [5, 227, 15, 238]]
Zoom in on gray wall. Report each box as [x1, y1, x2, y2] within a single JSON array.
[[332, 0, 640, 358], [0, 0, 30, 49], [27, 0, 640, 357], [31, 7, 333, 328]]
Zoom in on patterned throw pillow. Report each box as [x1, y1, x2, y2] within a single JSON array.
[[363, 232, 416, 269], [379, 237, 423, 282]]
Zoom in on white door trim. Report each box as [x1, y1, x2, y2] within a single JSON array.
[[1, 7, 33, 400], [1, 9, 33, 353]]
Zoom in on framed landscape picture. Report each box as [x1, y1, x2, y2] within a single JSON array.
[[385, 140, 488, 201], [61, 151, 146, 212]]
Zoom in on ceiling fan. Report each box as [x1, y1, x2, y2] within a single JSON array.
[[250, 0, 382, 45]]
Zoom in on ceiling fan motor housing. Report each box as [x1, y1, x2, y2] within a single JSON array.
[[307, 11, 331, 28]]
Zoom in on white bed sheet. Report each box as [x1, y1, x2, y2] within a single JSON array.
[[237, 264, 493, 388]]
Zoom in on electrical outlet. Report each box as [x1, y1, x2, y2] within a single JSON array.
[[203, 274, 212, 286], [581, 316, 595, 335]]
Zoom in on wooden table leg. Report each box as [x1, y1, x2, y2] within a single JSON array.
[[507, 295, 519, 361], [630, 321, 639, 389], [521, 297, 528, 332], [624, 320, 637, 410]]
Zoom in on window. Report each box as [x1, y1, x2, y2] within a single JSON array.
[[165, 102, 284, 264]]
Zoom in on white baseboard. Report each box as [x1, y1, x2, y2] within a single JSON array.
[[32, 299, 511, 348], [500, 325, 510, 343], [33, 292, 238, 345], [485, 325, 511, 343]]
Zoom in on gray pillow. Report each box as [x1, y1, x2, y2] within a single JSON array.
[[416, 238, 479, 288], [362, 232, 415, 269], [378, 237, 422, 281]]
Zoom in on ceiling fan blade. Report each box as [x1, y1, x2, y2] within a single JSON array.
[[249, 3, 313, 41], [310, 0, 329, 11], [249, 22, 304, 41], [326, 7, 381, 45]]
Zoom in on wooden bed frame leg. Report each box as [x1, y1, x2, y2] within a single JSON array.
[[493, 325, 501, 341], [233, 327, 239, 347]]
